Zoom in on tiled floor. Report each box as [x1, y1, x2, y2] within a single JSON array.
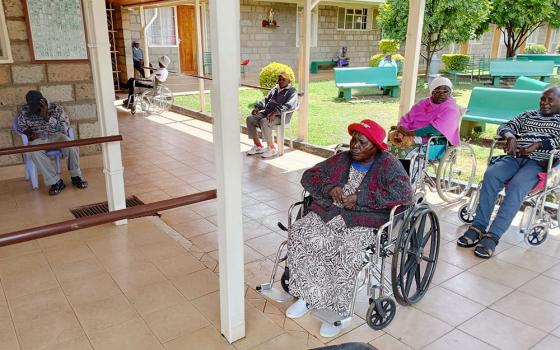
[[1, 108, 560, 349]]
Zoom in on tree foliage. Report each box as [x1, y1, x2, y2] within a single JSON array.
[[378, 0, 491, 78], [488, 0, 560, 57]]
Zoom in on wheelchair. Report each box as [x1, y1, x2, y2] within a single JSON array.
[[336, 136, 477, 204], [458, 137, 560, 246], [256, 192, 441, 331], [127, 79, 174, 116]]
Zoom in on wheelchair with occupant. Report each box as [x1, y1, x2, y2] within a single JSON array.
[[338, 127, 477, 204], [458, 137, 560, 246], [256, 193, 441, 331]]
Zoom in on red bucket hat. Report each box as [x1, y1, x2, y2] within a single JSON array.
[[347, 119, 388, 151]]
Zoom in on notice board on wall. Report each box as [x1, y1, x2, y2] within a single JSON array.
[[24, 0, 89, 62]]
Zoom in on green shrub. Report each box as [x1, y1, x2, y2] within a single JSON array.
[[378, 39, 400, 54], [441, 54, 471, 71], [369, 53, 404, 70], [259, 62, 296, 91], [524, 44, 547, 54]]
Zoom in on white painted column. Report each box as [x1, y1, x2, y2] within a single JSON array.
[[297, 0, 312, 141], [83, 0, 127, 223], [195, 0, 206, 112], [209, 0, 245, 343], [398, 0, 426, 117]]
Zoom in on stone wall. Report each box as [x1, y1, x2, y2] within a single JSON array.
[[0, 0, 100, 167]]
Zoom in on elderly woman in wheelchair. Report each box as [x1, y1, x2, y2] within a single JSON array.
[[257, 120, 442, 337], [388, 77, 476, 203], [458, 87, 560, 258]]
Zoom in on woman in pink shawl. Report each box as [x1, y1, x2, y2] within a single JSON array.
[[388, 76, 461, 160]]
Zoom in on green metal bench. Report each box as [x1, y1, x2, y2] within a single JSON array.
[[489, 60, 554, 86], [334, 67, 400, 101], [310, 60, 336, 74], [517, 54, 560, 74], [513, 76, 551, 91], [461, 87, 541, 136]]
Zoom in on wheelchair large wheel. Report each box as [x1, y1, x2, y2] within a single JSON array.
[[436, 143, 477, 203], [140, 85, 174, 115], [391, 204, 440, 305]]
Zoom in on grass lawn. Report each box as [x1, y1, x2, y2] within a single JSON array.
[[174, 75, 559, 181]]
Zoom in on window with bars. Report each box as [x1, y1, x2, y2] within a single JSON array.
[[0, 1, 13, 64], [336, 7, 369, 31], [145, 7, 177, 47]]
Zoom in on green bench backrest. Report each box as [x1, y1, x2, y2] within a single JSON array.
[[516, 54, 560, 65], [334, 67, 397, 85], [490, 60, 554, 76], [466, 87, 541, 122], [513, 76, 551, 91]]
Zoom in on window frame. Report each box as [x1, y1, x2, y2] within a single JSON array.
[[526, 29, 540, 45], [296, 6, 318, 48], [336, 7, 371, 31], [0, 0, 13, 64], [145, 6, 179, 48]]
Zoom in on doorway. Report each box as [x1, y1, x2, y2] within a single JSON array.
[[177, 5, 197, 73]]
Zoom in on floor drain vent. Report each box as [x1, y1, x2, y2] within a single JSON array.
[[70, 196, 157, 218]]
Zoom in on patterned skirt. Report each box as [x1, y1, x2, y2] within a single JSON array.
[[287, 212, 377, 317]]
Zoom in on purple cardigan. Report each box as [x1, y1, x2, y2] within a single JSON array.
[[301, 151, 414, 228]]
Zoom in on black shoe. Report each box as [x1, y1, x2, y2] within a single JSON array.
[[71, 176, 88, 189], [49, 179, 66, 196]]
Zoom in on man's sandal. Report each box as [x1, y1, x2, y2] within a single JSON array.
[[457, 226, 484, 248], [474, 233, 500, 259]]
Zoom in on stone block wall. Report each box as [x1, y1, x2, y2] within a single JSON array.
[[0, 0, 100, 167]]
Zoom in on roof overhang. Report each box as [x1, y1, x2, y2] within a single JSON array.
[[111, 0, 383, 9]]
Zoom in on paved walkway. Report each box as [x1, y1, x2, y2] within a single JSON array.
[[0, 108, 559, 349]]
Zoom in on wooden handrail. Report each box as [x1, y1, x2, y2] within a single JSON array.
[[0, 135, 123, 156], [0, 190, 217, 247]]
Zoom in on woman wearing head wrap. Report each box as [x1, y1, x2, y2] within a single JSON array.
[[284, 120, 413, 338], [388, 77, 461, 160], [125, 55, 171, 108]]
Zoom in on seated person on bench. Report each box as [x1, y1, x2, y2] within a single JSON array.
[[378, 53, 398, 71], [125, 55, 171, 108], [16, 90, 88, 195], [388, 77, 461, 161], [246, 72, 298, 158], [334, 46, 349, 67], [284, 120, 413, 338], [458, 87, 560, 259]]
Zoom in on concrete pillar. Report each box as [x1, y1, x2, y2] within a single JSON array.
[[491, 26, 501, 58], [545, 26, 553, 50], [209, 0, 245, 343], [82, 0, 127, 224], [195, 0, 206, 111], [398, 0, 426, 117], [459, 42, 469, 54], [297, 0, 312, 142]]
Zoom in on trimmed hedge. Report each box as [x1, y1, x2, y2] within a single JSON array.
[[379, 39, 400, 54], [259, 62, 296, 91], [369, 53, 404, 69], [441, 54, 470, 71], [524, 44, 547, 54]]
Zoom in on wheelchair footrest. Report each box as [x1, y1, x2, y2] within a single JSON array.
[[255, 283, 294, 303], [310, 309, 352, 328]]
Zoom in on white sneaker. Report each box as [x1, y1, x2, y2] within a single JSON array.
[[247, 146, 265, 155], [319, 322, 342, 338], [261, 148, 278, 158], [285, 298, 309, 319]]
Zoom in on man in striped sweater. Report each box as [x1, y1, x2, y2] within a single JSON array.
[[458, 87, 560, 258]]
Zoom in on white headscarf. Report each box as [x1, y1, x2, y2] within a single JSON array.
[[429, 76, 453, 93], [158, 55, 171, 68]]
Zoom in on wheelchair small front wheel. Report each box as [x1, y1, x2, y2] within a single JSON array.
[[525, 224, 548, 246], [366, 297, 396, 330], [280, 266, 290, 294], [458, 203, 475, 224]]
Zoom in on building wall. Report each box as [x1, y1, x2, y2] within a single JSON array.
[[238, 0, 381, 74], [0, 0, 100, 167]]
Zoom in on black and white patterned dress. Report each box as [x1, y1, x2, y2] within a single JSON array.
[[287, 166, 377, 317]]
